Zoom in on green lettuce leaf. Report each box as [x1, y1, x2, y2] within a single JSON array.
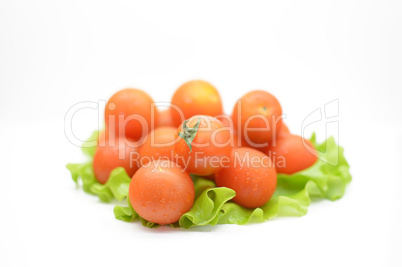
[[91, 168, 131, 202], [113, 198, 139, 222], [66, 162, 131, 202], [66, 162, 97, 194], [113, 196, 166, 228]]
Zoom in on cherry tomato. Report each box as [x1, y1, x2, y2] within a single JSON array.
[[170, 80, 223, 127], [278, 123, 290, 137], [157, 108, 176, 128], [93, 140, 139, 184], [232, 90, 283, 149], [139, 127, 178, 165], [105, 88, 157, 141], [174, 115, 232, 176], [265, 134, 317, 174], [216, 114, 233, 129], [267, 123, 291, 147], [216, 114, 241, 148], [238, 123, 288, 152], [215, 147, 277, 208], [129, 160, 195, 225], [97, 128, 138, 149]]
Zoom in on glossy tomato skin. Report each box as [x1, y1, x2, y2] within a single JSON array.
[[174, 115, 232, 176], [139, 127, 178, 166], [216, 114, 241, 148], [278, 123, 290, 137], [238, 123, 290, 153], [129, 160, 195, 225], [93, 140, 139, 184], [97, 128, 139, 150], [265, 134, 317, 174], [157, 108, 176, 128], [105, 88, 157, 141], [216, 114, 234, 129], [232, 90, 283, 149], [215, 147, 277, 208], [170, 80, 223, 127], [264, 123, 291, 150]]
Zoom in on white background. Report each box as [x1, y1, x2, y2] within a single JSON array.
[[1, 0, 401, 266]]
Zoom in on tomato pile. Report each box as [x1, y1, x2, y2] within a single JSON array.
[[92, 80, 319, 225]]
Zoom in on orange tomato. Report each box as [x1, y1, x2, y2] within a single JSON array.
[[156, 108, 176, 128], [97, 127, 139, 148], [232, 90, 283, 149], [267, 123, 291, 147], [215, 147, 277, 208], [129, 160, 195, 225], [174, 115, 232, 176], [230, 132, 241, 148], [105, 88, 157, 141], [170, 80, 223, 127], [265, 134, 317, 174], [216, 114, 241, 148], [139, 127, 178, 166], [278, 123, 290, 137], [93, 140, 139, 184], [216, 114, 233, 129]]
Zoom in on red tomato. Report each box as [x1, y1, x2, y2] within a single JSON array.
[[216, 114, 233, 129], [216, 114, 241, 148], [232, 90, 283, 149], [278, 123, 290, 137], [97, 128, 138, 149], [93, 140, 139, 184], [105, 88, 157, 141], [215, 147, 277, 208], [266, 123, 291, 148], [139, 127, 178, 165], [129, 160, 195, 225], [265, 134, 318, 174], [174, 115, 232, 176], [157, 108, 176, 128], [170, 80, 223, 127]]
